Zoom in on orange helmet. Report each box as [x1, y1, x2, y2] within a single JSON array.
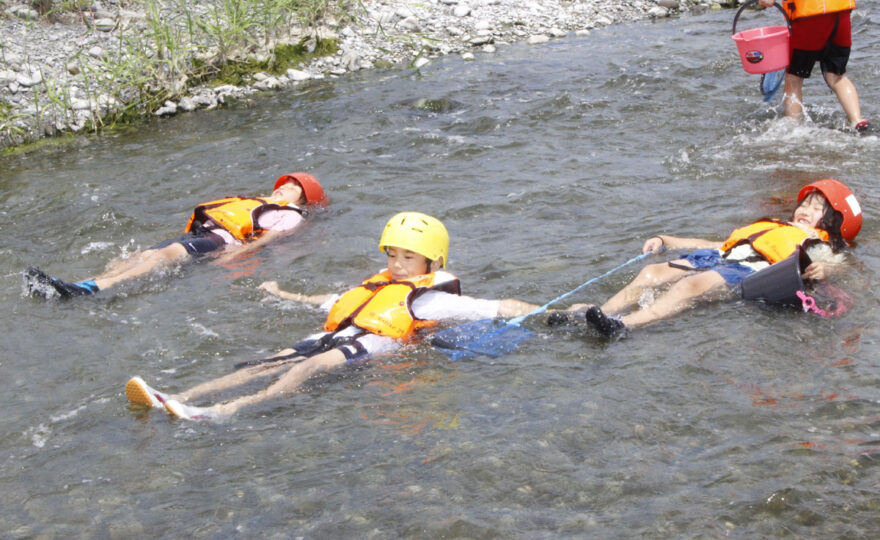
[[797, 179, 862, 243], [274, 173, 328, 206]]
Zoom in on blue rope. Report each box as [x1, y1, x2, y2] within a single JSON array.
[[507, 252, 652, 326]]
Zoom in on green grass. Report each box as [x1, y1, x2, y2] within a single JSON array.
[[3, 0, 349, 146], [0, 99, 28, 146], [209, 38, 338, 85]]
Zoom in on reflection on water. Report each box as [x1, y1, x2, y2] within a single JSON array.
[[2, 5, 879, 537]]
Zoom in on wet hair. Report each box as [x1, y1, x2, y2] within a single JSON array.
[[794, 192, 847, 251]]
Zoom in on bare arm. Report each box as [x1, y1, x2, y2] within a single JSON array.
[[497, 299, 541, 318], [258, 280, 336, 306], [213, 229, 287, 265], [643, 234, 722, 254]]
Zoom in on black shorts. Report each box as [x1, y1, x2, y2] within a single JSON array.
[[232, 332, 369, 369], [789, 43, 850, 79], [787, 11, 852, 79], [291, 334, 369, 362], [149, 230, 226, 257]]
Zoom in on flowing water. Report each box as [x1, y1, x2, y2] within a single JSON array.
[[2, 6, 880, 538]]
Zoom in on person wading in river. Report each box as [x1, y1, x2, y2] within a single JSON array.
[[125, 212, 540, 421], [758, 0, 870, 133], [24, 173, 327, 298]]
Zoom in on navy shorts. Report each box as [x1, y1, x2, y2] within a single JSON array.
[[149, 230, 226, 257], [677, 249, 755, 285]]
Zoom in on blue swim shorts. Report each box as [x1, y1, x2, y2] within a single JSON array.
[[677, 249, 755, 285]]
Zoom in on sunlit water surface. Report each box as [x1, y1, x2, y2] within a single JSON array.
[[2, 6, 879, 538]]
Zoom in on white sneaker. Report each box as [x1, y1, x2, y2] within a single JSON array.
[[125, 376, 168, 408]]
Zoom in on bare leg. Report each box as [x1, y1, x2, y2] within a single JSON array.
[[620, 270, 731, 328], [174, 348, 302, 402], [93, 243, 190, 290], [601, 262, 694, 315], [824, 72, 864, 127], [208, 349, 347, 416], [782, 73, 806, 121]]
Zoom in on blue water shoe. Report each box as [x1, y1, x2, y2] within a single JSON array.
[[25, 266, 96, 298]]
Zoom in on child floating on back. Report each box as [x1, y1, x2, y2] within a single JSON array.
[[556, 179, 862, 338], [24, 173, 326, 298], [126, 212, 540, 421]]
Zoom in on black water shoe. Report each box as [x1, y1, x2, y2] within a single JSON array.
[[585, 306, 626, 339], [24, 266, 95, 298], [547, 307, 588, 327], [855, 120, 872, 135]]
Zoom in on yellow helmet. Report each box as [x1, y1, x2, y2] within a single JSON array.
[[378, 212, 449, 268]]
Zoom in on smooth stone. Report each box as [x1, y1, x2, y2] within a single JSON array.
[[527, 35, 550, 45]]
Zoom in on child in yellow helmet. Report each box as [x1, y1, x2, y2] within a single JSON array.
[[125, 212, 539, 421], [24, 173, 326, 298], [556, 180, 862, 338]]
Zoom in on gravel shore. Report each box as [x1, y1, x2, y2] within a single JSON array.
[[1, 0, 715, 149]]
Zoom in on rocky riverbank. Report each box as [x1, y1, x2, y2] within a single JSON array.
[[0, 0, 724, 150]]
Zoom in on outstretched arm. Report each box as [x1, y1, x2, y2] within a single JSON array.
[[213, 229, 287, 264], [643, 235, 722, 254], [497, 299, 541, 318], [259, 280, 336, 306]]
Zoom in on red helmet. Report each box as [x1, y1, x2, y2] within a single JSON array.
[[274, 173, 328, 206], [797, 179, 862, 243]]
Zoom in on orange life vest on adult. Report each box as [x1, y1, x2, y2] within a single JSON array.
[[324, 270, 462, 339], [184, 197, 303, 241], [782, 0, 855, 20], [721, 219, 830, 264]]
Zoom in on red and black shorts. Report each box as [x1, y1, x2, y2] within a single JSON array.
[[788, 11, 852, 78]]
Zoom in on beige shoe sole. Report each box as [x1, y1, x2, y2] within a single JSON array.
[[125, 377, 162, 408]]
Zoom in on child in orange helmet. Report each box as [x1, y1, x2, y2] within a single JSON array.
[[559, 179, 862, 338], [125, 212, 539, 421], [24, 173, 327, 298]]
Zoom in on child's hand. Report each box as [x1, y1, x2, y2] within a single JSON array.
[[803, 262, 828, 281], [258, 280, 282, 297], [643, 236, 664, 254]]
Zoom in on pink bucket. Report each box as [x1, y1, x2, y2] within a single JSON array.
[[731, 1, 791, 75]]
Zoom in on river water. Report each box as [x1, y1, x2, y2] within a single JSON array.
[[2, 6, 879, 538]]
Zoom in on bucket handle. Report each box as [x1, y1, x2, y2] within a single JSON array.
[[732, 0, 791, 36]]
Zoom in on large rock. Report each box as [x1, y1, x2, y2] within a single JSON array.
[[16, 66, 43, 87]]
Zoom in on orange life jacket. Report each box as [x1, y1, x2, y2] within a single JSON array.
[[184, 197, 303, 240], [721, 219, 830, 264], [324, 270, 461, 339], [782, 0, 855, 20]]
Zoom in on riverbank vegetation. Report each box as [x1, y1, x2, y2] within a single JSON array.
[[1, 0, 345, 148]]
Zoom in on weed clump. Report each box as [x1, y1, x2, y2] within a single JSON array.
[[2, 0, 343, 146]]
